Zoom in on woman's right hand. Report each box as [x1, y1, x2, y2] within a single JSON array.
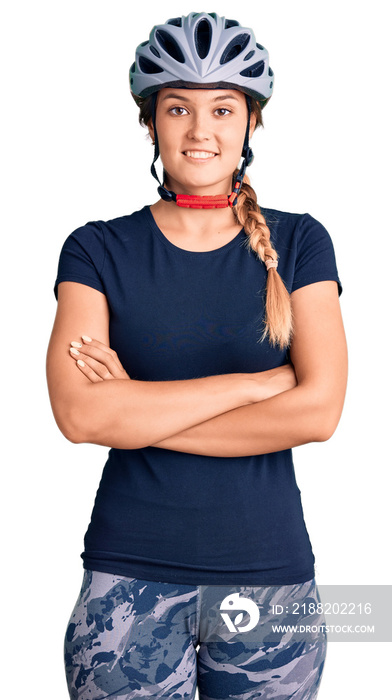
[[251, 364, 298, 402]]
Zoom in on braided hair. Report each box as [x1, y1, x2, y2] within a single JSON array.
[[233, 172, 292, 349]]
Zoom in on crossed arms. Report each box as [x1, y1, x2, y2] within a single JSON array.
[[46, 280, 348, 457]]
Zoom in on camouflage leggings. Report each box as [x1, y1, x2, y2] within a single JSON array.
[[64, 570, 327, 699]]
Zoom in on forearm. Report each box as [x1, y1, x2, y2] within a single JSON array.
[[58, 335, 297, 449], [68, 372, 256, 448], [153, 382, 345, 457]]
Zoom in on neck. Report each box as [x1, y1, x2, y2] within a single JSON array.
[[150, 198, 239, 237]]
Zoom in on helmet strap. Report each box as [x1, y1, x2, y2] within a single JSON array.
[[149, 92, 253, 209]]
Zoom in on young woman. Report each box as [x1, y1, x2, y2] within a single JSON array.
[[47, 12, 348, 699]]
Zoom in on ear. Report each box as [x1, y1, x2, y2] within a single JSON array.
[[147, 118, 155, 143], [249, 111, 257, 139]]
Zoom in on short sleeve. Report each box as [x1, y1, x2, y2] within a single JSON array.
[[53, 221, 106, 300], [291, 213, 343, 296]]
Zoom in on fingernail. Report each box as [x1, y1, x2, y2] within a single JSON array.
[[82, 335, 92, 342], [77, 359, 85, 367], [70, 347, 80, 355], [71, 341, 82, 348]]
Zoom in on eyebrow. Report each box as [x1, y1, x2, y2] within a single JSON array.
[[161, 93, 240, 102]]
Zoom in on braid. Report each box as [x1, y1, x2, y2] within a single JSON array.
[[233, 171, 293, 349]]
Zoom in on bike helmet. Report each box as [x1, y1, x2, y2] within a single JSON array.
[[129, 12, 274, 208]]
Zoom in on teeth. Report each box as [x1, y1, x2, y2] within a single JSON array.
[[185, 151, 216, 159]]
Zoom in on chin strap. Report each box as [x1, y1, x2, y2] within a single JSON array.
[[150, 93, 254, 209]]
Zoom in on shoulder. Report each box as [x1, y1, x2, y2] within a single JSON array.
[[259, 206, 334, 250], [57, 205, 152, 259], [257, 205, 342, 295], [68, 205, 150, 243], [259, 205, 317, 232], [259, 205, 302, 227], [100, 205, 150, 231], [54, 206, 152, 300]]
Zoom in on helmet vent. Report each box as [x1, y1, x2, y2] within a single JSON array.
[[156, 29, 185, 63], [256, 43, 265, 51], [138, 56, 164, 74], [244, 50, 255, 61], [167, 17, 182, 27], [224, 19, 240, 29], [268, 67, 273, 77], [150, 46, 160, 58], [240, 61, 265, 78], [240, 60, 265, 78], [195, 19, 212, 59], [220, 34, 251, 64], [130, 62, 136, 74]]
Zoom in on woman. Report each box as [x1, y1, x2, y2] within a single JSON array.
[[47, 12, 348, 699]]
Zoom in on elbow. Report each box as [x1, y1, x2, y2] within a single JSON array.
[[49, 384, 152, 450], [54, 409, 87, 444], [63, 428, 84, 445], [312, 403, 344, 443], [63, 417, 87, 444], [51, 399, 91, 445], [55, 403, 146, 450], [298, 378, 346, 444], [314, 422, 337, 443]]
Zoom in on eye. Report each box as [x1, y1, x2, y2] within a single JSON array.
[[169, 106, 188, 116], [215, 108, 231, 116]]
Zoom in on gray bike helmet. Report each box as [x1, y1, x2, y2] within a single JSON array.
[[129, 12, 274, 207], [130, 12, 273, 104]]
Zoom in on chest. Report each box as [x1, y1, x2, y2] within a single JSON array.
[[104, 235, 289, 380]]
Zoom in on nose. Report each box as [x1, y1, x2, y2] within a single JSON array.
[[187, 112, 211, 142]]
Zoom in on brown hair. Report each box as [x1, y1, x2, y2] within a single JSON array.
[[132, 92, 293, 350]]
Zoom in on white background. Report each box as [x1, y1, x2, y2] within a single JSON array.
[[1, 1, 391, 698]]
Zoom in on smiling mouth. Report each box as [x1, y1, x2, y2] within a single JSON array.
[[183, 151, 218, 159]]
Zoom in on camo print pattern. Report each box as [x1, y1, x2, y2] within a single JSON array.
[[64, 571, 327, 699]]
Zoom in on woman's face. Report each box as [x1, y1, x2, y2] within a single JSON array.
[[148, 88, 256, 196]]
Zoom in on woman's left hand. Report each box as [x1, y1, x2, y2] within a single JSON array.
[[69, 336, 130, 383]]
